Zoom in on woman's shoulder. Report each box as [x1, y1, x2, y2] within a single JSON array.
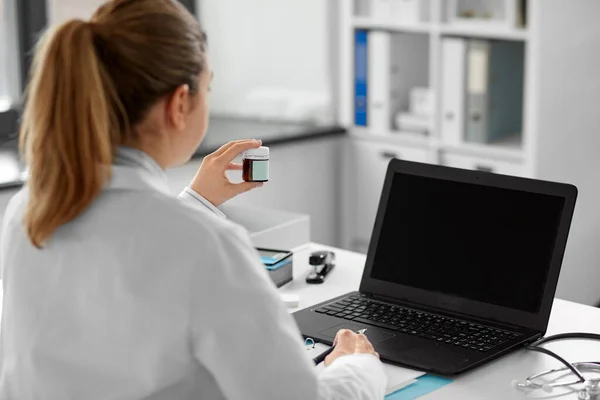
[[2, 187, 29, 229], [112, 188, 249, 251]]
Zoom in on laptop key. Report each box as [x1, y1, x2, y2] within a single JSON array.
[[326, 311, 337, 316]]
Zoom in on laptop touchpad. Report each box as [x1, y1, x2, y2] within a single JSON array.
[[401, 346, 470, 368], [318, 323, 396, 344]]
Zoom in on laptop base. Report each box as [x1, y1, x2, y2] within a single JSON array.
[[294, 291, 539, 375]]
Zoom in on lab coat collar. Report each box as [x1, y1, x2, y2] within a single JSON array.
[[108, 147, 172, 196]]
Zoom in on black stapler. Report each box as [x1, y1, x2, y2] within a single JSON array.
[[306, 251, 335, 284]]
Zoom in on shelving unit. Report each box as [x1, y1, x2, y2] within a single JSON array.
[[440, 25, 529, 41], [352, 17, 434, 34], [352, 17, 529, 41], [337, 0, 600, 306], [350, 128, 431, 149], [440, 135, 525, 162]]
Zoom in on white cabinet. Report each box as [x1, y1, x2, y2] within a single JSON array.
[[440, 152, 526, 177], [343, 138, 432, 253]]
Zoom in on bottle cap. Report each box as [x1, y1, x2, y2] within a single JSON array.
[[244, 146, 270, 157]]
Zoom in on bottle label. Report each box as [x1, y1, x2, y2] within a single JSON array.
[[251, 160, 269, 181]]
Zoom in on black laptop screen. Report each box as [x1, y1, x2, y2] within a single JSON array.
[[370, 172, 565, 314]]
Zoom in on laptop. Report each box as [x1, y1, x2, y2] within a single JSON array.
[[293, 159, 577, 375]]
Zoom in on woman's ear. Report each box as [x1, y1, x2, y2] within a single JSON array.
[[166, 84, 191, 131]]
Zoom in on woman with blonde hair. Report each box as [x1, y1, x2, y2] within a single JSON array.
[[0, 0, 386, 398]]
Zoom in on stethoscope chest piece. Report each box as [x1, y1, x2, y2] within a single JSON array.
[[579, 378, 600, 400]]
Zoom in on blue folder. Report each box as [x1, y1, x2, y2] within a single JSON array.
[[354, 30, 368, 126], [385, 375, 453, 400]]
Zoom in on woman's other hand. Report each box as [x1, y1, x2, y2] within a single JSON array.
[[190, 139, 264, 207], [324, 329, 380, 366]]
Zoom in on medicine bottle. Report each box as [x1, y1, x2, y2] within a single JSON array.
[[242, 146, 270, 182]]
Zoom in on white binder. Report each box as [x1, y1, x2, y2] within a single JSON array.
[[367, 31, 391, 132], [465, 40, 490, 143], [441, 37, 467, 145]]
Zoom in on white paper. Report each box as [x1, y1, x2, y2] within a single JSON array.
[[305, 343, 425, 395], [367, 31, 392, 132]]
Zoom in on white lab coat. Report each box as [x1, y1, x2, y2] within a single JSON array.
[[0, 148, 387, 400]]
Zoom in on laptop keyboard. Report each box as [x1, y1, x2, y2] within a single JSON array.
[[314, 295, 521, 352]]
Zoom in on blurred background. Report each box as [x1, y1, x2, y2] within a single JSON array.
[[1, 0, 599, 307]]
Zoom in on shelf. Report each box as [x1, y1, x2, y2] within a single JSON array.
[[350, 128, 433, 148], [350, 18, 529, 41], [349, 129, 525, 162], [441, 136, 525, 162], [352, 17, 433, 34], [440, 24, 529, 41]]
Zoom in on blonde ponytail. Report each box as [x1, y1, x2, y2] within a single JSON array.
[[20, 20, 118, 248], [19, 0, 207, 248]]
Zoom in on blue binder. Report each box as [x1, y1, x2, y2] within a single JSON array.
[[354, 30, 368, 126]]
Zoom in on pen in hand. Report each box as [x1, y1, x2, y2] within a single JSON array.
[[313, 328, 368, 365]]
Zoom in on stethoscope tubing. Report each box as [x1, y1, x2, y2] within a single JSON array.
[[513, 332, 600, 392]]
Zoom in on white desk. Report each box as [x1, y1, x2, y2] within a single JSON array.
[[286, 244, 600, 400]]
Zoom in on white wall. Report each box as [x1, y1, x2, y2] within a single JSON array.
[[534, 0, 600, 306], [198, 0, 332, 117], [0, 0, 22, 108], [48, 0, 105, 24], [48, 0, 335, 121]]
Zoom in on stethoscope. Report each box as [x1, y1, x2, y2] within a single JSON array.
[[512, 333, 600, 399]]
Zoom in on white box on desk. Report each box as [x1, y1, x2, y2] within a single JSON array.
[[221, 204, 310, 250]]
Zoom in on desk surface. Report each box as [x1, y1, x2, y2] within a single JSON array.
[[0, 244, 597, 399], [288, 244, 600, 400]]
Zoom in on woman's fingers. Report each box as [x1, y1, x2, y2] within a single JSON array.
[[217, 139, 262, 165], [227, 162, 243, 171], [355, 333, 378, 358], [210, 139, 262, 163], [189, 139, 265, 207], [333, 329, 357, 352], [325, 329, 358, 366], [209, 139, 251, 158]]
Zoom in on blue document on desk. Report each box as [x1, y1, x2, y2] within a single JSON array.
[[385, 375, 453, 399], [305, 343, 425, 395]]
